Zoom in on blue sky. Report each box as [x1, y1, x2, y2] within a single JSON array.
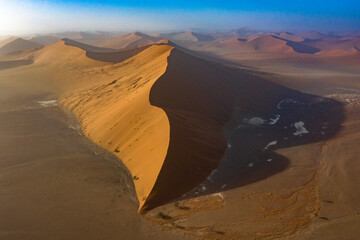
[[0, 0, 359, 35]]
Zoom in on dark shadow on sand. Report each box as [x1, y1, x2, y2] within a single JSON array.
[[143, 47, 344, 212], [63, 38, 152, 63], [0, 59, 33, 71]]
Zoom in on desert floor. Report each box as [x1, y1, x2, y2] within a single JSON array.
[[0, 64, 188, 240]]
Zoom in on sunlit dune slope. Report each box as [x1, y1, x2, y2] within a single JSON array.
[[57, 44, 173, 211], [34, 40, 106, 68]]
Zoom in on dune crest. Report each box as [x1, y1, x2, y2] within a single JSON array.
[[59, 45, 173, 211]]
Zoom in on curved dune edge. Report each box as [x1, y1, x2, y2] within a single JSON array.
[[46, 40, 235, 213], [59, 44, 174, 211], [40, 40, 299, 213]]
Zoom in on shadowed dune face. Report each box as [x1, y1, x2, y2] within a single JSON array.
[[143, 48, 345, 211], [145, 49, 236, 211], [63, 38, 154, 63], [0, 59, 33, 70], [29, 35, 60, 45], [85, 45, 152, 63], [246, 35, 321, 54], [63, 38, 115, 52], [278, 32, 305, 42], [303, 38, 360, 52]]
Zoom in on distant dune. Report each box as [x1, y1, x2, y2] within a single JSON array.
[[278, 32, 305, 42], [0, 37, 42, 54], [315, 49, 360, 56], [161, 31, 216, 42], [80, 32, 160, 49], [297, 31, 333, 40], [246, 35, 295, 53], [29, 35, 60, 45], [304, 38, 360, 51]]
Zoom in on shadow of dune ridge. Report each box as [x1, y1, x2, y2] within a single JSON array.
[[0, 59, 33, 70], [143, 47, 345, 212], [63, 38, 154, 63], [271, 35, 321, 54]]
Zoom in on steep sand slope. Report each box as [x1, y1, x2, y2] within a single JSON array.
[[59, 44, 173, 211], [0, 50, 185, 240], [0, 37, 42, 54]]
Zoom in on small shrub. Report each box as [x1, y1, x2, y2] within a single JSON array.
[[133, 176, 139, 180], [174, 202, 180, 208], [157, 212, 165, 218]]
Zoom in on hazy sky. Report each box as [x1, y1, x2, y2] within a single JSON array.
[[0, 0, 359, 35]]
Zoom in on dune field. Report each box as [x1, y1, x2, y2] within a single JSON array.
[[0, 29, 359, 239]]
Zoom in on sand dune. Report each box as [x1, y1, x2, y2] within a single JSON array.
[[32, 40, 175, 212], [0, 37, 42, 54], [304, 38, 360, 51], [297, 31, 334, 40], [315, 49, 360, 56], [245, 35, 321, 54], [0, 59, 33, 70], [162, 31, 217, 43], [164, 31, 216, 42], [162, 31, 199, 42], [278, 32, 305, 42], [32, 39, 300, 213], [1, 29, 359, 239], [31, 38, 342, 215], [33, 40, 106, 68], [28, 35, 60, 45], [246, 35, 295, 53], [81, 32, 160, 49], [62, 38, 115, 52], [61, 38, 157, 63], [58, 44, 173, 212]]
